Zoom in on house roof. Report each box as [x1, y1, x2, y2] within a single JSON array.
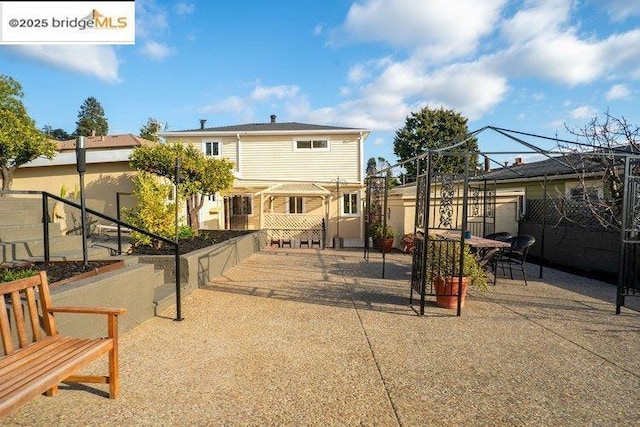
[[256, 183, 332, 196], [474, 150, 629, 181], [161, 121, 368, 136], [57, 134, 156, 151], [24, 134, 156, 168]]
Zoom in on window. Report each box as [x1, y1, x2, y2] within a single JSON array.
[[203, 141, 220, 157], [231, 195, 252, 215], [288, 196, 304, 214], [294, 140, 329, 151], [343, 193, 358, 215], [207, 193, 216, 202], [569, 186, 600, 200]]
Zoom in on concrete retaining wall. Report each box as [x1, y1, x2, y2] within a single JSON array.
[[137, 230, 269, 293], [48, 231, 268, 338]]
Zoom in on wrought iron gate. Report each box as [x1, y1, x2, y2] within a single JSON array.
[[409, 153, 472, 316], [617, 155, 640, 313], [363, 175, 387, 262]]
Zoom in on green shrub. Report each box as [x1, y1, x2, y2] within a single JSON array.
[[1, 268, 38, 283], [124, 172, 177, 248]]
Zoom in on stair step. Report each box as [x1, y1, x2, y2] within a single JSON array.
[[0, 223, 63, 241]]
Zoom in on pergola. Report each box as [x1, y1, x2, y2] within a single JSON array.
[[363, 126, 639, 316]]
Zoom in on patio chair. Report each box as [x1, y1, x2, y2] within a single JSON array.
[[484, 231, 513, 242], [478, 231, 513, 258], [491, 235, 536, 285]]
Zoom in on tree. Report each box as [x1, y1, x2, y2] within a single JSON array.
[[42, 125, 71, 140], [139, 118, 162, 142], [366, 156, 400, 187], [129, 142, 236, 233], [554, 111, 639, 230], [74, 96, 108, 136], [393, 106, 479, 178], [0, 75, 56, 193]]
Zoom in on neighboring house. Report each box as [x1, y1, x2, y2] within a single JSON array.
[[12, 134, 156, 220], [160, 115, 370, 247], [389, 152, 623, 273]]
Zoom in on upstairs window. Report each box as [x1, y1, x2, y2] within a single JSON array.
[[203, 141, 221, 157], [343, 193, 358, 215], [288, 196, 304, 214], [294, 140, 329, 151]]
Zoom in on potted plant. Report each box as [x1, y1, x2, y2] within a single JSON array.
[[372, 223, 397, 253], [401, 233, 415, 254], [427, 236, 488, 309]]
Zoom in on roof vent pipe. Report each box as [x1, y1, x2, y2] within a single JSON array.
[[200, 119, 207, 130], [270, 114, 277, 123]]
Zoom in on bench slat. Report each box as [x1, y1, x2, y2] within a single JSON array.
[[0, 338, 111, 405], [25, 286, 42, 342], [0, 296, 14, 355], [0, 336, 78, 378], [0, 337, 109, 389], [10, 291, 29, 348]]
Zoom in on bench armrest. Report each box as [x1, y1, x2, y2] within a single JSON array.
[[48, 306, 127, 316]]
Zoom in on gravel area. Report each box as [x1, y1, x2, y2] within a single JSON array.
[[2, 248, 639, 426]]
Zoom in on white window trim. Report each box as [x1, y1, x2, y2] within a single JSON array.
[[287, 196, 305, 214], [202, 140, 222, 158], [292, 139, 331, 152], [342, 192, 359, 216]]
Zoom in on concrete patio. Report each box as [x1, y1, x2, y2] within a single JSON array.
[[2, 248, 639, 426]]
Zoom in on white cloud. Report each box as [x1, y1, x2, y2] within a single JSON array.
[[342, 0, 506, 62], [136, 0, 169, 39], [199, 96, 250, 116], [605, 0, 640, 22], [347, 64, 370, 84], [569, 105, 598, 120], [313, 24, 323, 36], [500, 0, 573, 44], [174, 2, 195, 15], [606, 84, 632, 100], [9, 46, 120, 83], [372, 137, 385, 146], [140, 41, 173, 60], [251, 84, 299, 101]]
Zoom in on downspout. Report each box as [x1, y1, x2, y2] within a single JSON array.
[[236, 133, 241, 174], [358, 132, 364, 185]]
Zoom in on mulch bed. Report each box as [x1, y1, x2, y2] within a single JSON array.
[[129, 229, 254, 255]]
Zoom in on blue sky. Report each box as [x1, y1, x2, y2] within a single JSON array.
[[1, 0, 639, 168]]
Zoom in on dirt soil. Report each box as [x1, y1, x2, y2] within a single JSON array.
[[129, 229, 253, 255], [2, 230, 254, 284]]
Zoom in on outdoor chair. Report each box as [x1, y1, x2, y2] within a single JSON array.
[[484, 231, 513, 242], [478, 231, 513, 258], [491, 235, 536, 285]]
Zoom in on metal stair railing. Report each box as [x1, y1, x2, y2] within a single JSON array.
[[0, 190, 184, 321]]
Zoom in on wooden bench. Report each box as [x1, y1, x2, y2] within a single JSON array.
[[0, 271, 126, 418]]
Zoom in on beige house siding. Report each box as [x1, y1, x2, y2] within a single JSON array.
[[11, 162, 136, 220]]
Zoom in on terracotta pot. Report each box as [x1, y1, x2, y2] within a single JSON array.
[[376, 238, 394, 253], [434, 276, 469, 309]]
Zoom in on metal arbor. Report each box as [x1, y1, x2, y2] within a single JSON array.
[[363, 126, 639, 316], [617, 155, 640, 313]]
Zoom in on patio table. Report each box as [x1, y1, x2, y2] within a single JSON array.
[[434, 230, 512, 250]]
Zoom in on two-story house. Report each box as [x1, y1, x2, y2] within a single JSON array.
[[160, 115, 370, 247]]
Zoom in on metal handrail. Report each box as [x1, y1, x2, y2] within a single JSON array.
[[0, 190, 183, 321]]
